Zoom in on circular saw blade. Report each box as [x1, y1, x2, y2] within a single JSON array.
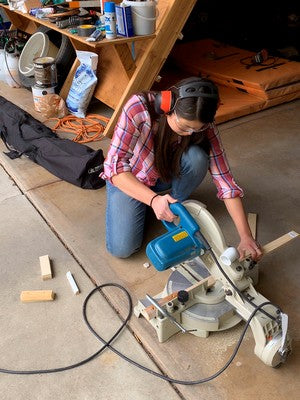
[[165, 258, 242, 336]]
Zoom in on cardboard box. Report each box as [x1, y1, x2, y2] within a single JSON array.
[[116, 4, 134, 37]]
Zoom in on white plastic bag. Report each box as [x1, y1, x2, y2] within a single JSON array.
[[66, 51, 98, 118]]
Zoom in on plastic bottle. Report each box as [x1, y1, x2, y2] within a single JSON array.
[[104, 2, 117, 40]]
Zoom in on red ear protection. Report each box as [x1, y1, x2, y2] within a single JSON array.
[[154, 80, 219, 115], [154, 91, 175, 114]]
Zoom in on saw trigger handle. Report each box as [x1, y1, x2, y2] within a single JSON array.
[[162, 202, 200, 235]]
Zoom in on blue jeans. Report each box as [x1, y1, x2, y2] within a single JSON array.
[[105, 145, 209, 258]]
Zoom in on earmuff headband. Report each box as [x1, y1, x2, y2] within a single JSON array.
[[154, 80, 219, 115], [174, 81, 219, 100]]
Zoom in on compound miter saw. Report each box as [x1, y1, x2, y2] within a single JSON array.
[[134, 200, 295, 368]]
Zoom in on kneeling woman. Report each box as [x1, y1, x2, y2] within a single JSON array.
[[100, 77, 262, 261]]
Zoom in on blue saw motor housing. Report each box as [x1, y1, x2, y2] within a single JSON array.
[[146, 203, 206, 271]]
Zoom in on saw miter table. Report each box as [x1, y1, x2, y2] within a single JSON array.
[[134, 201, 298, 368]]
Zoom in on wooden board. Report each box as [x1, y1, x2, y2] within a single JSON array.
[[20, 290, 55, 302], [0, 5, 154, 48], [262, 231, 299, 255]]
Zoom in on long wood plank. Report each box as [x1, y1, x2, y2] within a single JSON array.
[[262, 231, 299, 255]]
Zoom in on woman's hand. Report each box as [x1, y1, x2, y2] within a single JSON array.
[[237, 235, 263, 262], [151, 194, 177, 222]]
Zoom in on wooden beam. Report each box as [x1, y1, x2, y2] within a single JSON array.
[[113, 43, 136, 79], [59, 58, 80, 100], [20, 290, 55, 302]]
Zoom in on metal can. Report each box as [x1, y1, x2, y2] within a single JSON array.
[[33, 56, 57, 88]]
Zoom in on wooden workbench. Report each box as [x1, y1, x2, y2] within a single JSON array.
[[1, 1, 197, 136]]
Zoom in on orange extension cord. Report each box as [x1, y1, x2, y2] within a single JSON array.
[[49, 114, 110, 144]]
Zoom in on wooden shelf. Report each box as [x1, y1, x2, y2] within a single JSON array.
[[1, 1, 198, 137], [1, 5, 155, 48]]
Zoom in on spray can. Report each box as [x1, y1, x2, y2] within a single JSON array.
[[104, 2, 117, 40]]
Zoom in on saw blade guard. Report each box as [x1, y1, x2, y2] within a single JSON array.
[[182, 200, 228, 257]]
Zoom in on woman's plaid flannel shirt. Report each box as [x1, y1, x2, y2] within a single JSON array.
[[100, 94, 244, 200]]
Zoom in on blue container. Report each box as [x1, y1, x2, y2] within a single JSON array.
[[104, 1, 117, 39]]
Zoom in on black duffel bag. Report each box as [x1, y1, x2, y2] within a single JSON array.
[[0, 96, 105, 189]]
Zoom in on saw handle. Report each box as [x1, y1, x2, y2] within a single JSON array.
[[163, 203, 200, 235]]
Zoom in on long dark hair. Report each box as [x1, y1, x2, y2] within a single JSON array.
[[154, 77, 219, 182]]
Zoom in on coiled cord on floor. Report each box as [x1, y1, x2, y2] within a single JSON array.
[[0, 282, 278, 385], [49, 114, 110, 143]]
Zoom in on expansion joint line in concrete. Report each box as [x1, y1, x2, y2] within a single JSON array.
[[0, 164, 186, 397]]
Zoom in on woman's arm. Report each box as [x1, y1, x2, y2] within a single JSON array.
[[112, 172, 177, 222], [224, 197, 262, 261]]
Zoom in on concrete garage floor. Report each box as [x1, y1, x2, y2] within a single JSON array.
[[0, 84, 299, 400]]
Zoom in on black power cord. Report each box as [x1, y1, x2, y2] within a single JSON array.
[[0, 281, 280, 384]]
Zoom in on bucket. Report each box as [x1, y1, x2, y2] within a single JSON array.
[[32, 85, 56, 112], [19, 32, 59, 77], [0, 50, 21, 88], [123, 0, 157, 36], [33, 56, 57, 87]]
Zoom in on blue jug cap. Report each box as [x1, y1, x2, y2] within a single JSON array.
[[104, 2, 116, 12]]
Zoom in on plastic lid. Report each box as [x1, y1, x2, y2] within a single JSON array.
[[104, 1, 116, 12]]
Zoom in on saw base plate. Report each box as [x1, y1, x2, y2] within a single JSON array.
[[163, 258, 242, 337]]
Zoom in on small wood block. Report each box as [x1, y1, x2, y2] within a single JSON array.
[[247, 213, 257, 239], [39, 255, 52, 280], [262, 231, 299, 255], [66, 271, 80, 295], [20, 290, 55, 303]]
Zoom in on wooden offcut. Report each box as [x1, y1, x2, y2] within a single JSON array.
[[20, 290, 55, 303], [39, 255, 52, 280]]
